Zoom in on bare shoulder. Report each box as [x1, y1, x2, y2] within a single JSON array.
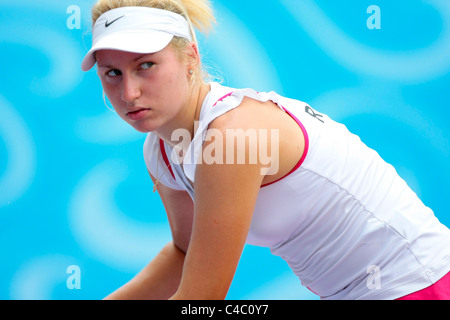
[[208, 96, 276, 131], [206, 95, 306, 185]]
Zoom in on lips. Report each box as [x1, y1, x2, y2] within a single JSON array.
[[126, 108, 151, 121]]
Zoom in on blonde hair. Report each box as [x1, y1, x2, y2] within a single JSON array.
[[91, 0, 215, 84]]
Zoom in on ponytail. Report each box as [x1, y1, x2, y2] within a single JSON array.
[[173, 0, 215, 34]]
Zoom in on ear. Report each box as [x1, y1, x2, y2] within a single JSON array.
[[185, 41, 200, 69]]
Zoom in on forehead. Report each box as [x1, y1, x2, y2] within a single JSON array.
[[95, 45, 177, 68], [96, 50, 149, 65]]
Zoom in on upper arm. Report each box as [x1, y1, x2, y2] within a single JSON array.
[[149, 171, 194, 253]]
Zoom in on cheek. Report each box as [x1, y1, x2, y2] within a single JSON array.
[[99, 77, 114, 99], [148, 67, 190, 105], [99, 79, 122, 107]]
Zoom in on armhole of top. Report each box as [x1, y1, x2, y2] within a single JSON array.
[[159, 139, 176, 180], [261, 105, 310, 188]]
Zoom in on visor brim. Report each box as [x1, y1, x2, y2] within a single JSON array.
[[81, 31, 174, 71]]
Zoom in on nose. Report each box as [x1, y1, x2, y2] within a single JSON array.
[[121, 73, 142, 103]]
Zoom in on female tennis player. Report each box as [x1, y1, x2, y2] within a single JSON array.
[[81, 0, 450, 300]]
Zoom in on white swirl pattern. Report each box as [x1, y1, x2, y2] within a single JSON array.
[[0, 95, 35, 208], [280, 0, 450, 82]]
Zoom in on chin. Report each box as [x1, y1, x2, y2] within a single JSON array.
[[131, 124, 153, 133], [130, 120, 160, 134]]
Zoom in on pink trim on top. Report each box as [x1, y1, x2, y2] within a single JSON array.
[[261, 105, 309, 188], [159, 139, 176, 180], [210, 90, 309, 188], [212, 92, 234, 107]]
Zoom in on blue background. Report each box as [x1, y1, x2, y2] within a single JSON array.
[[1, 0, 449, 300]]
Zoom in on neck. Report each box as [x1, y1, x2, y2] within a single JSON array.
[[155, 81, 210, 147]]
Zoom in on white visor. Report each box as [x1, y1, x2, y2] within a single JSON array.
[[81, 6, 192, 71]]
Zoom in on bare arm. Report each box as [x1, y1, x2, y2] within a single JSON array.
[[104, 240, 185, 300], [105, 173, 194, 300]]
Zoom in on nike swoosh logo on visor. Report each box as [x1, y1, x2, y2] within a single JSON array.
[[105, 15, 125, 28]]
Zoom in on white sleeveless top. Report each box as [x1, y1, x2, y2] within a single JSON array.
[[143, 82, 450, 300]]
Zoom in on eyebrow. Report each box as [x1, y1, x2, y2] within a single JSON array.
[[97, 53, 155, 69], [133, 54, 150, 62]]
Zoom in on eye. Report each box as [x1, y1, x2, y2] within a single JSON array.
[[140, 62, 154, 70], [106, 69, 121, 77]]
